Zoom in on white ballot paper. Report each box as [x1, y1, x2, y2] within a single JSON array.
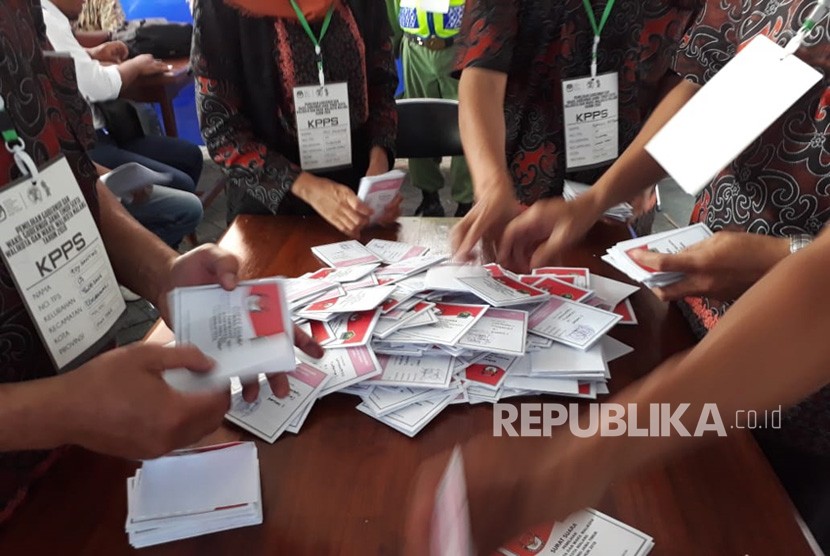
[[372, 354, 455, 389], [456, 308, 527, 356], [529, 297, 621, 350], [424, 264, 489, 292], [366, 238, 429, 263], [646, 35, 823, 195], [301, 285, 396, 313], [387, 302, 489, 346], [312, 240, 382, 267], [125, 442, 262, 548], [303, 346, 382, 396], [163, 279, 295, 392], [0, 156, 125, 369], [430, 447, 475, 556], [499, 508, 654, 556], [587, 274, 639, 307], [457, 274, 549, 307], [225, 364, 330, 443], [357, 169, 406, 223], [356, 389, 456, 437]]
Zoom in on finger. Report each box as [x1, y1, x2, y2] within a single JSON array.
[[628, 248, 696, 274], [267, 373, 291, 398], [294, 325, 324, 359], [199, 245, 240, 290], [652, 276, 700, 301], [144, 344, 215, 374], [240, 379, 260, 403], [172, 391, 231, 446], [450, 210, 476, 259], [348, 196, 374, 218], [497, 216, 528, 269], [530, 235, 563, 270], [341, 206, 369, 231]]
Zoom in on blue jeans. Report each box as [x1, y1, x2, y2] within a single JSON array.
[[123, 186, 203, 249], [89, 131, 203, 193]]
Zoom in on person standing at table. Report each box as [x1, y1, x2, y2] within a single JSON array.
[[451, 0, 698, 260], [394, 0, 474, 218], [192, 0, 402, 237], [497, 0, 830, 546], [0, 0, 323, 524]]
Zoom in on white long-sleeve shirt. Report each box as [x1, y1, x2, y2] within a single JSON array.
[[41, 0, 122, 128]]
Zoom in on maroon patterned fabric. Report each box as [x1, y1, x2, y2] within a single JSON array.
[[192, 0, 398, 217], [674, 1, 830, 339], [454, 0, 697, 204], [673, 1, 830, 456], [0, 0, 99, 523]]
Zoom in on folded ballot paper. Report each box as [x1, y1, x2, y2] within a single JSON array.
[[125, 442, 263, 548], [563, 180, 634, 222], [163, 279, 296, 393], [225, 239, 641, 442], [357, 169, 406, 223], [603, 223, 713, 288], [498, 509, 654, 556]]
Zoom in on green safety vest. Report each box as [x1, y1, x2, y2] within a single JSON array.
[[398, 0, 465, 38]]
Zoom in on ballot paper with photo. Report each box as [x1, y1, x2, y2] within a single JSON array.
[[302, 346, 382, 396], [225, 365, 330, 443], [528, 297, 621, 350], [326, 309, 381, 347], [386, 302, 488, 346], [533, 267, 591, 289], [366, 238, 429, 263], [357, 170, 406, 223], [163, 279, 294, 393], [456, 308, 527, 356], [464, 353, 518, 391], [646, 35, 823, 196], [125, 442, 262, 548], [456, 274, 549, 307], [302, 285, 396, 313], [311, 240, 382, 267], [531, 276, 593, 302], [499, 508, 654, 556]]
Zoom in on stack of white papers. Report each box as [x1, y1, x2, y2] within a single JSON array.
[[357, 169, 406, 224], [226, 239, 641, 440], [497, 508, 654, 555], [563, 180, 633, 222], [125, 442, 263, 548], [603, 223, 713, 287], [163, 279, 296, 393]]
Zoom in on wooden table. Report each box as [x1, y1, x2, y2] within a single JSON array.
[[121, 58, 191, 138], [0, 216, 813, 555]]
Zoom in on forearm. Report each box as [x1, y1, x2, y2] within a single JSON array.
[[458, 68, 513, 198], [96, 182, 177, 306], [116, 58, 143, 90], [0, 376, 73, 451], [76, 31, 110, 48], [532, 229, 830, 523], [584, 76, 699, 217]]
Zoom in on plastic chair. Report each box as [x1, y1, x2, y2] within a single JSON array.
[[394, 99, 464, 159]]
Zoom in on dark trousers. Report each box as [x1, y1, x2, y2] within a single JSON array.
[[757, 435, 830, 553], [89, 131, 203, 193]]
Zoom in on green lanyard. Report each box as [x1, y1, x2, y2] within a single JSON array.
[[0, 95, 39, 184], [289, 0, 336, 86], [580, 0, 616, 77]]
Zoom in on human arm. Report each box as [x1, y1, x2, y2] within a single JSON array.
[[406, 227, 830, 554], [363, 1, 399, 173]]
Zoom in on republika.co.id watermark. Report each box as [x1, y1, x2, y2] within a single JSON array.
[[493, 403, 782, 438]]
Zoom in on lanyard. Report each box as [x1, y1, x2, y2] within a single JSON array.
[[580, 0, 616, 78], [0, 95, 39, 185], [784, 0, 829, 56], [289, 0, 336, 86]]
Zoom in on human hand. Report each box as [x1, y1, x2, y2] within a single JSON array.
[[88, 41, 130, 64], [373, 193, 402, 228], [498, 195, 601, 274], [366, 146, 390, 177], [59, 343, 229, 459], [126, 184, 153, 205], [293, 173, 373, 238], [452, 180, 521, 263], [629, 231, 790, 302], [132, 54, 169, 76]]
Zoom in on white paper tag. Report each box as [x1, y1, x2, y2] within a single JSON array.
[[0, 156, 125, 369], [293, 82, 352, 171], [562, 72, 619, 170], [646, 35, 823, 195], [418, 0, 451, 13]]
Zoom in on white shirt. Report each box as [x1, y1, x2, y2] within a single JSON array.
[[41, 0, 123, 129]]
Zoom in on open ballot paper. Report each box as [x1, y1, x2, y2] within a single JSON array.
[[225, 365, 330, 443], [533, 267, 590, 290], [528, 297, 621, 350], [499, 508, 654, 556], [372, 354, 455, 389], [604, 224, 714, 287], [125, 442, 262, 548], [307, 262, 379, 283], [424, 264, 490, 292], [163, 279, 295, 393], [0, 156, 125, 369], [301, 346, 382, 396], [326, 309, 381, 347], [457, 274, 549, 307], [357, 169, 406, 223], [430, 447, 475, 556], [531, 276, 593, 303], [386, 302, 489, 346], [456, 308, 528, 356], [312, 240, 382, 268], [302, 285, 396, 313], [366, 238, 429, 264], [646, 35, 823, 196]]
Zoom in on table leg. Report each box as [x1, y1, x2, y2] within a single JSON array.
[[159, 97, 179, 138]]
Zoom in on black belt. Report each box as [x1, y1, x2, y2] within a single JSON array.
[[405, 34, 455, 51]]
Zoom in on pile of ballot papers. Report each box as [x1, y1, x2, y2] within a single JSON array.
[[220, 237, 642, 441], [125, 442, 263, 548], [602, 223, 713, 287], [563, 180, 634, 222]]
